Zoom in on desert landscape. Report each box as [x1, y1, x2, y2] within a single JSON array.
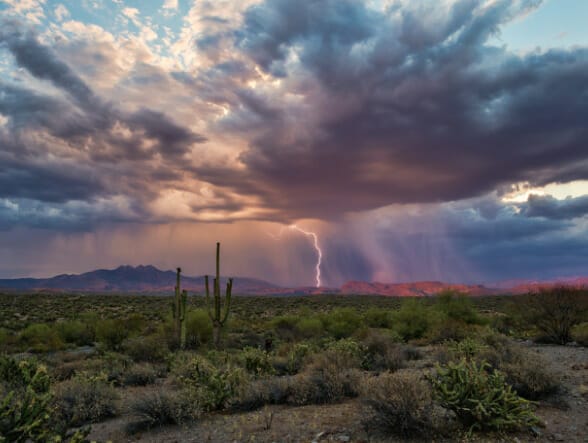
[[2, 0, 588, 441]]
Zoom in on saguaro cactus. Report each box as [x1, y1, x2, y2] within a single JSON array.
[[172, 267, 187, 349], [205, 242, 233, 349]]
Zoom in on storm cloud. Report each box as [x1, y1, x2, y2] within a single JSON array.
[[0, 0, 587, 284]]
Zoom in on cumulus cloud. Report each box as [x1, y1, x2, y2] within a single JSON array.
[[191, 0, 588, 221], [0, 0, 588, 284]]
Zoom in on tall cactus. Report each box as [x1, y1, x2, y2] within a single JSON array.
[[172, 267, 187, 349], [205, 242, 233, 349]]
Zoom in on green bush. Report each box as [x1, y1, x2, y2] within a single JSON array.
[[322, 308, 362, 339], [286, 343, 315, 374], [271, 315, 299, 341], [170, 354, 248, 411], [430, 359, 539, 432], [434, 291, 482, 325], [519, 287, 588, 344], [19, 324, 64, 353], [295, 317, 324, 339], [0, 329, 16, 353], [361, 371, 433, 438], [391, 299, 432, 341], [572, 322, 588, 346], [325, 338, 365, 362], [239, 347, 275, 377], [122, 334, 169, 363], [185, 309, 214, 348], [95, 319, 129, 350], [55, 320, 94, 346], [363, 308, 393, 329]]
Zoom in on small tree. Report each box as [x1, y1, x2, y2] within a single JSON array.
[[523, 286, 587, 344]]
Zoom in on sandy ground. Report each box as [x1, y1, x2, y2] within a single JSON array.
[[87, 343, 588, 443]]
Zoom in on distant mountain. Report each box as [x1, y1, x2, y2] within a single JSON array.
[[0, 265, 281, 294], [494, 276, 588, 294], [340, 280, 496, 297], [0, 266, 586, 295]]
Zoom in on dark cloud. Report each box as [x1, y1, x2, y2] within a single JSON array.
[[522, 194, 588, 219], [190, 0, 588, 220], [0, 21, 99, 107], [0, 20, 207, 225], [0, 156, 105, 202]]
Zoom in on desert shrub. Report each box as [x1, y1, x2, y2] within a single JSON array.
[[18, 323, 64, 352], [234, 376, 293, 411], [520, 286, 588, 344], [322, 308, 362, 339], [434, 291, 482, 325], [361, 371, 434, 438], [0, 329, 17, 353], [123, 363, 158, 387], [271, 315, 299, 341], [53, 372, 119, 426], [122, 334, 168, 363], [360, 330, 410, 372], [239, 347, 275, 377], [289, 357, 361, 405], [95, 318, 129, 350], [295, 317, 324, 339], [55, 320, 95, 346], [363, 308, 393, 328], [325, 338, 365, 362], [572, 322, 588, 346], [426, 317, 480, 343], [128, 389, 195, 430], [430, 359, 538, 432], [185, 309, 213, 348], [391, 299, 432, 341], [438, 334, 559, 401], [170, 354, 248, 411], [285, 342, 315, 374], [500, 350, 559, 400]]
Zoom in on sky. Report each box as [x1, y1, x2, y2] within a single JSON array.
[[1, 0, 588, 287]]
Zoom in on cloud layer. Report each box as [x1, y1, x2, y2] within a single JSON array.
[[0, 0, 587, 283]]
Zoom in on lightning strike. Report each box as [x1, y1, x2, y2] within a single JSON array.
[[289, 224, 323, 288]]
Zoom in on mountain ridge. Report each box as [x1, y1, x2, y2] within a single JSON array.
[[0, 265, 586, 295]]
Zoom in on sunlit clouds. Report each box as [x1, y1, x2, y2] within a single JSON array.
[[0, 0, 587, 285]]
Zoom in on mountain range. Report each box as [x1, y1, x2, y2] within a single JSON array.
[[0, 265, 586, 296]]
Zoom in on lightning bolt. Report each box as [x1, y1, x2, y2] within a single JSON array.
[[289, 224, 323, 288]]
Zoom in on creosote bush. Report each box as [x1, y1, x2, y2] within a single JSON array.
[[53, 371, 119, 426], [122, 334, 169, 363], [128, 389, 196, 431], [361, 371, 434, 438], [520, 286, 588, 344]]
